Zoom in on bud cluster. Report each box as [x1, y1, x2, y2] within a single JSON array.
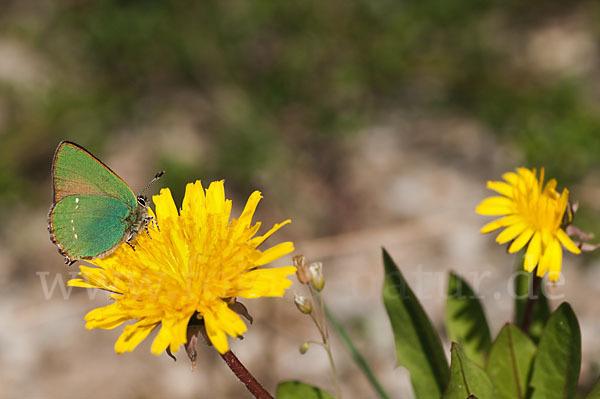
[[291, 254, 340, 396], [293, 255, 326, 292]]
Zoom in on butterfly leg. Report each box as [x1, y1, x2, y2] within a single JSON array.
[[126, 241, 136, 251], [143, 216, 159, 238], [125, 231, 136, 251]]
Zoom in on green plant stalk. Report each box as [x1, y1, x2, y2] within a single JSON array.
[[309, 288, 342, 399], [325, 304, 390, 399]]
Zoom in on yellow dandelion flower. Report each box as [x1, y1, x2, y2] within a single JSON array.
[[476, 167, 581, 281], [68, 180, 296, 355]]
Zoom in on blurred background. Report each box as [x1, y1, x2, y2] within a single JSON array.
[[2, 0, 600, 397]]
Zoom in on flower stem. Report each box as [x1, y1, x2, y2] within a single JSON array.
[[323, 339, 342, 399], [220, 350, 274, 399], [519, 273, 543, 334], [310, 289, 342, 399]]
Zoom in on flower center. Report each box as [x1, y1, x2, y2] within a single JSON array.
[[514, 181, 565, 233]]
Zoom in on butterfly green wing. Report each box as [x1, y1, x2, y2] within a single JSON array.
[[52, 141, 137, 209], [50, 195, 131, 260]]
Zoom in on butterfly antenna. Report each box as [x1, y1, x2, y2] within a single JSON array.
[[139, 170, 165, 195]]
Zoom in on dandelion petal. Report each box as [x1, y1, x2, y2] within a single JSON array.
[[151, 321, 174, 355], [502, 172, 519, 185], [548, 239, 563, 282], [496, 223, 526, 244], [153, 188, 178, 221], [509, 228, 534, 253], [524, 232, 541, 272], [256, 242, 295, 266], [556, 229, 581, 255], [486, 181, 514, 197], [480, 215, 520, 234], [203, 302, 248, 354], [115, 321, 157, 354], [234, 266, 297, 298], [476, 196, 514, 215]]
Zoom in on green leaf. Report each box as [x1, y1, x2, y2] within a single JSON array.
[[486, 324, 537, 399], [586, 377, 600, 399], [514, 256, 550, 343], [530, 302, 581, 399], [276, 381, 334, 399], [445, 271, 492, 367], [325, 305, 390, 399], [382, 248, 449, 399], [443, 342, 494, 399]]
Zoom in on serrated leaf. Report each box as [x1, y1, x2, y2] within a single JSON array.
[[382, 248, 449, 399], [586, 377, 600, 398], [276, 381, 334, 399], [486, 324, 536, 399], [443, 342, 494, 399], [530, 302, 581, 399], [446, 271, 492, 366], [514, 256, 550, 343]]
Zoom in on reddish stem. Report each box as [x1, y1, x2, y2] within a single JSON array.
[[220, 350, 274, 399]]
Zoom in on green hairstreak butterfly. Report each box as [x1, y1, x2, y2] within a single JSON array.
[[48, 141, 163, 265]]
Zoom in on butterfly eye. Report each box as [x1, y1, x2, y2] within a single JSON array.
[[137, 196, 147, 207]]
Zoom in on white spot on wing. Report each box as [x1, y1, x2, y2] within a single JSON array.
[[75, 198, 80, 203], [74, 234, 78, 239]]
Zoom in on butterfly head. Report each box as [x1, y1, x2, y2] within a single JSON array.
[[136, 170, 165, 210], [137, 195, 149, 209]]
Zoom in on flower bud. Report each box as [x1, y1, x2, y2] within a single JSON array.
[[293, 254, 312, 284], [299, 341, 310, 354], [309, 262, 325, 292], [294, 294, 312, 314]]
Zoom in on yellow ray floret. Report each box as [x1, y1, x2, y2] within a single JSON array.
[[476, 168, 580, 281], [68, 180, 295, 355]]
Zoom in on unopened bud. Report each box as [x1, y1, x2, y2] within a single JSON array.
[[309, 262, 325, 292], [294, 294, 312, 314], [299, 341, 310, 354], [293, 254, 312, 284]]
